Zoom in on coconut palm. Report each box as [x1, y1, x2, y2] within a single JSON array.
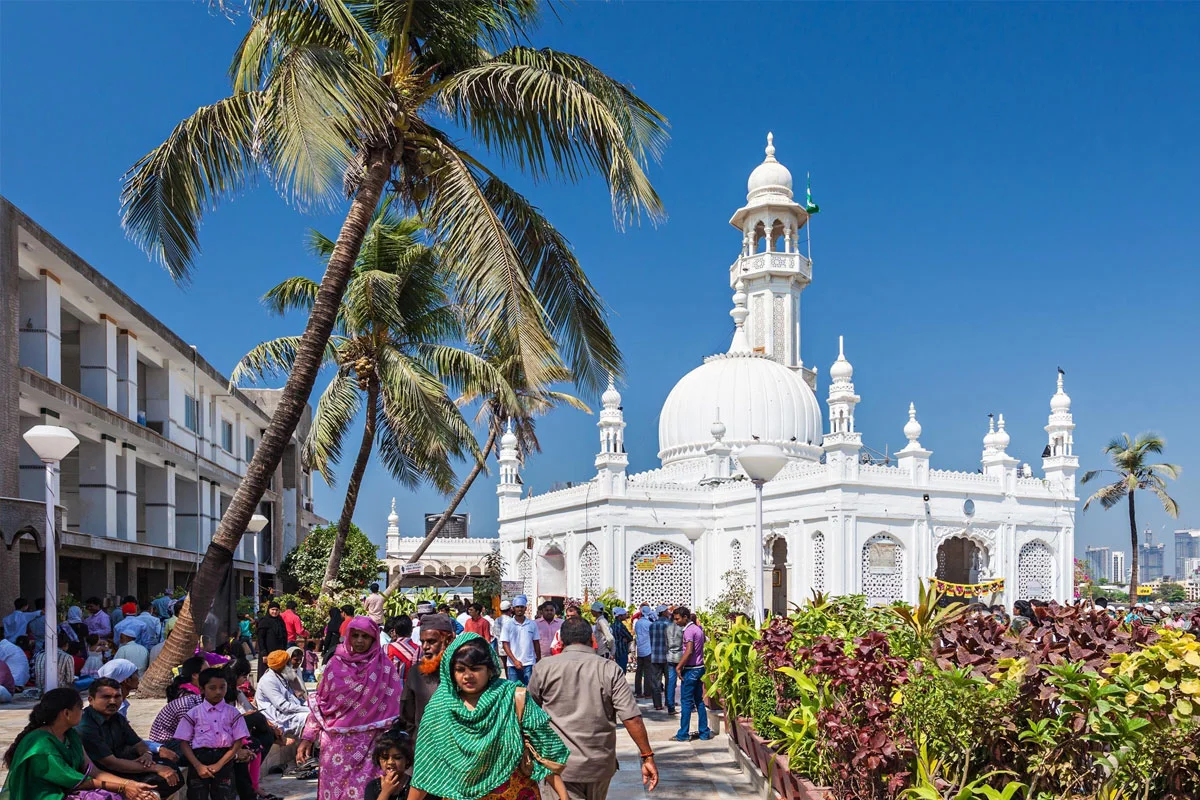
[[121, 0, 667, 692], [232, 211, 511, 592], [1081, 432, 1181, 599], [394, 339, 589, 578]]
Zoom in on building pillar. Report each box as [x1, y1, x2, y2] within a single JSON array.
[[144, 463, 176, 548], [199, 478, 214, 552], [78, 436, 118, 537], [117, 330, 138, 421], [80, 315, 119, 409], [18, 268, 62, 381], [104, 553, 118, 597], [116, 444, 137, 541], [0, 204, 22, 615], [166, 562, 176, 593]]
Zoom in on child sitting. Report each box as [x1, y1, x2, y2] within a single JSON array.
[[365, 732, 413, 800], [175, 667, 249, 800], [301, 640, 318, 683]]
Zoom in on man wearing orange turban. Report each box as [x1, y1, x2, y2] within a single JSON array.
[[266, 649, 290, 671], [260, 649, 310, 736]]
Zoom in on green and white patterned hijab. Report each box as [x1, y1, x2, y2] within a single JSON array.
[[410, 633, 568, 800]]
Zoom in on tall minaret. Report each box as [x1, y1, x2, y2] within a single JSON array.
[[386, 497, 401, 556], [497, 420, 522, 501], [823, 336, 862, 477], [728, 133, 814, 388], [595, 376, 628, 480], [1043, 370, 1078, 495]]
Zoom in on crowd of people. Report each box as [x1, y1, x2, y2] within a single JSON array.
[[1, 594, 182, 704], [2, 587, 712, 800], [968, 596, 1195, 632]]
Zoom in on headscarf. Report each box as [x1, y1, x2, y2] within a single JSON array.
[[308, 616, 401, 731], [266, 650, 290, 671], [97, 658, 139, 682], [66, 606, 84, 624], [411, 633, 569, 800], [286, 645, 303, 662], [59, 621, 79, 643], [114, 617, 146, 642]]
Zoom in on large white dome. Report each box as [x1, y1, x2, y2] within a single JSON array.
[[657, 352, 823, 466]]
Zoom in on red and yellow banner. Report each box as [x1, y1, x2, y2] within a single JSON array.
[[930, 577, 1005, 597]]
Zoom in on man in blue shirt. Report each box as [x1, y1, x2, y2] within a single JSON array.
[[647, 608, 671, 711], [498, 594, 541, 686], [633, 605, 653, 698]]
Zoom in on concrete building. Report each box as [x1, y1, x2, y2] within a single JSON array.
[[496, 137, 1079, 611], [0, 198, 323, 613], [1175, 529, 1200, 582], [1111, 550, 1127, 585], [1084, 545, 1111, 583]]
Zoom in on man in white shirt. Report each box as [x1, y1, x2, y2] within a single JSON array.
[[498, 594, 540, 686], [0, 637, 30, 688], [258, 649, 310, 736], [112, 623, 150, 675], [3, 598, 39, 642], [363, 583, 385, 625]]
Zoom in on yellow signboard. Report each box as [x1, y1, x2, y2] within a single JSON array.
[[1136, 586, 1153, 596]]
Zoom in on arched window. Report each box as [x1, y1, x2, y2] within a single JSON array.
[[861, 534, 904, 605], [629, 541, 692, 607], [580, 542, 601, 600], [1018, 541, 1054, 600]]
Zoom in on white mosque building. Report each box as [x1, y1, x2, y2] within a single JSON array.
[[493, 136, 1079, 613]]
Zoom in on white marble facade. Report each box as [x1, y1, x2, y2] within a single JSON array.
[[496, 136, 1078, 612]]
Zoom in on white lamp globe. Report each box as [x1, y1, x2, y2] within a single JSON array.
[[739, 443, 788, 483], [23, 425, 79, 462], [678, 521, 705, 542], [247, 514, 269, 533]]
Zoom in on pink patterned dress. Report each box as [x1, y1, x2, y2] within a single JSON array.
[[301, 616, 403, 800]]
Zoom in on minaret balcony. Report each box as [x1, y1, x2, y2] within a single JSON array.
[[730, 251, 811, 286]]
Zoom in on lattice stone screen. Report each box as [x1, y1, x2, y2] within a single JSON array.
[[731, 539, 743, 572], [861, 534, 904, 605], [812, 532, 825, 592], [580, 542, 601, 600], [1018, 541, 1054, 600], [629, 541, 692, 607], [517, 551, 533, 598]]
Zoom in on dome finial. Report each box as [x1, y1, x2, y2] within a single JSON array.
[[829, 335, 853, 382], [903, 402, 922, 444], [765, 132, 776, 160], [602, 373, 621, 409], [728, 280, 751, 353]]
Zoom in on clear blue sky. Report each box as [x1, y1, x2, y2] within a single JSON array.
[[3, 2, 1199, 569]]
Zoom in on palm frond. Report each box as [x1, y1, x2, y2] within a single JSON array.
[[257, 45, 392, 207], [1144, 462, 1182, 481], [120, 92, 262, 282], [304, 369, 362, 483], [482, 176, 621, 395], [1082, 481, 1126, 512], [1150, 485, 1181, 518], [435, 46, 668, 227], [229, 335, 338, 386], [262, 276, 322, 316]]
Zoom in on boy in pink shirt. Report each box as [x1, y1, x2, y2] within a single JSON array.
[[176, 667, 249, 800]]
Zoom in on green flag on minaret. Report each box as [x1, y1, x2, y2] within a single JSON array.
[[805, 172, 820, 214]]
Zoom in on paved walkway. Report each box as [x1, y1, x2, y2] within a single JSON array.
[[0, 688, 754, 800]]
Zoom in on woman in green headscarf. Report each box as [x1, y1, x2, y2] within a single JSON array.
[[407, 633, 569, 800], [2, 688, 157, 800]]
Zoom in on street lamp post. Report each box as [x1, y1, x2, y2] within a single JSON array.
[[738, 444, 788, 627], [246, 514, 269, 615], [678, 522, 706, 610], [22, 425, 79, 692]]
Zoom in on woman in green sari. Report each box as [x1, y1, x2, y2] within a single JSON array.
[[2, 688, 157, 800], [407, 634, 569, 800]]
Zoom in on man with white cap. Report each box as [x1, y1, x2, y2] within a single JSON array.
[[498, 594, 540, 685], [493, 599, 512, 668], [113, 618, 150, 676]]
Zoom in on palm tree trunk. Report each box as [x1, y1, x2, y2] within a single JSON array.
[[140, 148, 394, 695], [322, 379, 380, 592], [385, 423, 500, 593], [1128, 490, 1139, 601]]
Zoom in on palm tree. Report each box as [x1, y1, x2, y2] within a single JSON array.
[[122, 0, 667, 693], [1081, 432, 1181, 600], [232, 211, 511, 592]]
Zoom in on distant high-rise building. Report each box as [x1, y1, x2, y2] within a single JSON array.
[[1176, 530, 1200, 580], [1111, 551, 1127, 584], [1139, 542, 1166, 582], [1084, 546, 1111, 583]]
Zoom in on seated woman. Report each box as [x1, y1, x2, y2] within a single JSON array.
[[2, 687, 158, 800], [408, 633, 570, 800]]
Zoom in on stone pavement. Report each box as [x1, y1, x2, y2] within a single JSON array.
[[0, 688, 754, 800]]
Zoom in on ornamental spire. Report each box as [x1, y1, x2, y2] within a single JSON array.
[[728, 280, 751, 354]]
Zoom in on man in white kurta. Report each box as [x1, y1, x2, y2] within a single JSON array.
[[257, 650, 310, 736]]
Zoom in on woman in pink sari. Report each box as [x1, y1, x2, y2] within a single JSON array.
[[297, 616, 402, 800]]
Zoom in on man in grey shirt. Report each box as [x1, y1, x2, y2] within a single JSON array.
[[529, 618, 659, 800]]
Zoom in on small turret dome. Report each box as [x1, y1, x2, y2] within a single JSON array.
[[501, 421, 518, 449], [994, 414, 1011, 451], [903, 403, 922, 442], [1050, 372, 1071, 413], [602, 379, 622, 409], [829, 336, 853, 382], [747, 133, 794, 201]]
